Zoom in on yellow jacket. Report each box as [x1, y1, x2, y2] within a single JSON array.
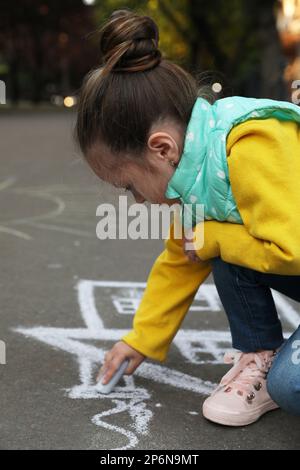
[[121, 118, 300, 362]]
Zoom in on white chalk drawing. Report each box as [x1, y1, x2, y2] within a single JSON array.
[[14, 280, 299, 450], [0, 180, 97, 240], [0, 177, 32, 240]]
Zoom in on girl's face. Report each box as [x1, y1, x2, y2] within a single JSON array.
[[86, 120, 184, 206]]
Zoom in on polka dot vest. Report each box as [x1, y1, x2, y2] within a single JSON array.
[[165, 95, 300, 228]]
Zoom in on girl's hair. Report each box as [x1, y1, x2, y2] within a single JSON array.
[[75, 8, 215, 159]]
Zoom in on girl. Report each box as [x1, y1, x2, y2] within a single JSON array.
[[75, 9, 300, 426]]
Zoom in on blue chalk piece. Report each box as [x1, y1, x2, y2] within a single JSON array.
[[96, 359, 130, 394]]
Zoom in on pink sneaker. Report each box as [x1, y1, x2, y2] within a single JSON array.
[[202, 350, 279, 426]]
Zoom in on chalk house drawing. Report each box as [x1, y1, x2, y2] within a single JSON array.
[[14, 281, 300, 450]]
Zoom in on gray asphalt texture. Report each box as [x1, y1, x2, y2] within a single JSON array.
[[1, 110, 300, 450]]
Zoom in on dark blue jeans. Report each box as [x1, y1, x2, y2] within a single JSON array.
[[211, 257, 300, 415]]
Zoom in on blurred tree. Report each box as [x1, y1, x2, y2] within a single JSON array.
[[0, 0, 98, 104], [155, 0, 288, 98], [0, 0, 289, 103], [94, 0, 288, 99]]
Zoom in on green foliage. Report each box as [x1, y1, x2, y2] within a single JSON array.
[[91, 0, 270, 84]]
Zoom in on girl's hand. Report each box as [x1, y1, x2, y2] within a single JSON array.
[[183, 231, 202, 263], [97, 341, 146, 385]]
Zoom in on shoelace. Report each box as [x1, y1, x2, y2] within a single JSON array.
[[214, 350, 275, 400]]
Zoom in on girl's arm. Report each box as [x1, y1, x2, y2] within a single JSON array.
[[121, 215, 212, 362]]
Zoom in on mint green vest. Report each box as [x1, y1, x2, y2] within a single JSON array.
[[165, 95, 300, 228]]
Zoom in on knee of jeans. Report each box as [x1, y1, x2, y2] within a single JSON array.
[[267, 360, 300, 415], [267, 365, 284, 399]]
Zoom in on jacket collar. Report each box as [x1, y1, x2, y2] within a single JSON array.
[[165, 97, 211, 200]]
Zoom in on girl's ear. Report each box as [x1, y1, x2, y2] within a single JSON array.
[[147, 132, 180, 164]]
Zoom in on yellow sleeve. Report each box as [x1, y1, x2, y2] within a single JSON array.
[[121, 215, 212, 362], [194, 118, 300, 274]]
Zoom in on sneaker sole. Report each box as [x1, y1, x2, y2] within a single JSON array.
[[202, 400, 279, 427]]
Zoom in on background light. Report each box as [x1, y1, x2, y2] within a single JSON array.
[[82, 0, 96, 5], [63, 96, 76, 107], [212, 82, 222, 93]]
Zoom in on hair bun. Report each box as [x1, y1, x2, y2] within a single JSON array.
[[99, 9, 162, 75]]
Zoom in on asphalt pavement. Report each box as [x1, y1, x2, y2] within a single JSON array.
[[1, 109, 299, 450]]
